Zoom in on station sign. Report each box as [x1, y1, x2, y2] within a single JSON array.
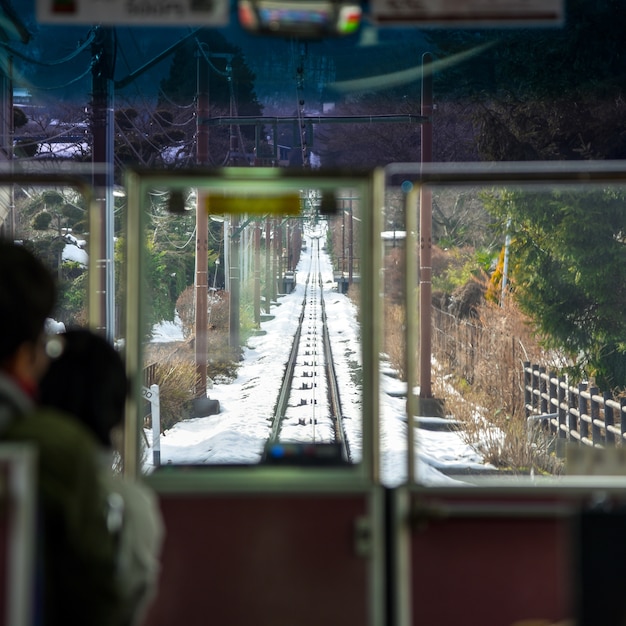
[[370, 0, 564, 27], [36, 0, 229, 25]]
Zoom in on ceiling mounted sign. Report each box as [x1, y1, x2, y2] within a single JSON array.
[[36, 0, 229, 25], [370, 0, 564, 27]]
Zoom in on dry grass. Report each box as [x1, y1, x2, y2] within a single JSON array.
[[384, 303, 406, 381], [382, 278, 566, 474], [143, 286, 246, 433], [435, 372, 564, 475], [143, 351, 199, 432], [431, 298, 566, 474]]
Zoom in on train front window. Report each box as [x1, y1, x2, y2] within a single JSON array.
[[121, 169, 380, 477]]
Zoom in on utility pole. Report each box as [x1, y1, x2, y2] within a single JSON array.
[[419, 52, 433, 400], [418, 52, 443, 416], [195, 46, 209, 398], [91, 26, 115, 341], [265, 219, 271, 314], [254, 222, 261, 326], [229, 216, 240, 350]]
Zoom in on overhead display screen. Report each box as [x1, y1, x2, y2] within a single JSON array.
[[37, 0, 229, 25], [371, 0, 564, 26]]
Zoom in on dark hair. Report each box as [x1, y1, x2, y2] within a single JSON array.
[[38, 329, 129, 448], [0, 239, 56, 364]]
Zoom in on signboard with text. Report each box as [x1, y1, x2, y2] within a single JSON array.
[[36, 0, 230, 25], [370, 0, 564, 26]]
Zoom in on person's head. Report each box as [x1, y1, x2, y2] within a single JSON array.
[[38, 328, 129, 448], [0, 238, 57, 381]]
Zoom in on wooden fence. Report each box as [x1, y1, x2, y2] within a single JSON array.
[[431, 305, 626, 450], [524, 362, 626, 449]]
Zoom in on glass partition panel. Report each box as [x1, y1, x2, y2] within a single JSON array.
[[0, 171, 99, 337], [384, 162, 626, 488], [122, 168, 382, 481]]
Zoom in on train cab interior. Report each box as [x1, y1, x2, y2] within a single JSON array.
[[2, 1, 626, 624]]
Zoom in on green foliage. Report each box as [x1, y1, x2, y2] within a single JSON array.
[[30, 237, 64, 271], [144, 237, 176, 324], [431, 246, 494, 296], [32, 211, 52, 230], [482, 186, 626, 389], [56, 271, 87, 326], [62, 202, 88, 234], [40, 190, 64, 207]]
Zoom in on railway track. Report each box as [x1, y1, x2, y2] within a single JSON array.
[[263, 236, 351, 464]]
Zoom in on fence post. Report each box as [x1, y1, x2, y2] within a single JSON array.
[[589, 386, 601, 445], [604, 391, 615, 445], [621, 397, 626, 443], [539, 365, 549, 415], [532, 365, 539, 415], [568, 383, 579, 445], [524, 361, 531, 418], [549, 371, 557, 435], [579, 383, 589, 443], [557, 375, 567, 457]]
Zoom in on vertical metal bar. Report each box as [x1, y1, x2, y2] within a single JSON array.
[[405, 188, 418, 485], [123, 170, 144, 478], [87, 187, 104, 331], [366, 169, 384, 485]]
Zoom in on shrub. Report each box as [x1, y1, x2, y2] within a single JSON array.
[[431, 295, 565, 474], [148, 357, 199, 432]]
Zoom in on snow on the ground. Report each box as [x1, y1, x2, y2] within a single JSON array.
[[146, 230, 493, 486]]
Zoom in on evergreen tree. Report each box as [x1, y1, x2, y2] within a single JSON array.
[[483, 187, 626, 390], [158, 29, 263, 165], [428, 0, 626, 160]]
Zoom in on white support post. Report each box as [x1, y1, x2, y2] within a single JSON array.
[[142, 384, 161, 467], [150, 384, 161, 467]]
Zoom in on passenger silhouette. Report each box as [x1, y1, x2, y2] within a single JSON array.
[[39, 328, 164, 626], [0, 238, 126, 626]]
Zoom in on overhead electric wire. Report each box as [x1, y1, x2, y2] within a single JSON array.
[[114, 34, 200, 166], [160, 225, 197, 250], [196, 40, 230, 78], [158, 87, 196, 110]]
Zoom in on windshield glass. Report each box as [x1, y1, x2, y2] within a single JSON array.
[[5, 0, 626, 486]]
